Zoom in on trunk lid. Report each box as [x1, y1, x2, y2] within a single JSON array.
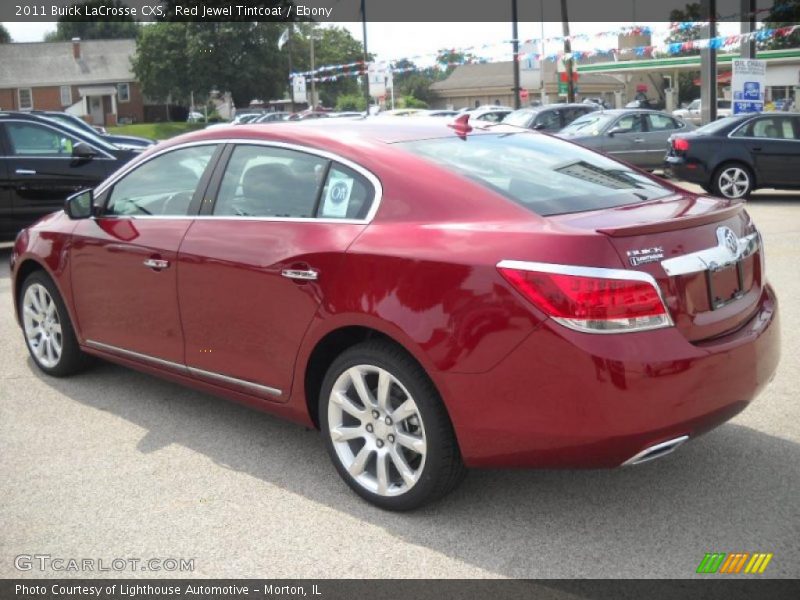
[[550, 192, 763, 342]]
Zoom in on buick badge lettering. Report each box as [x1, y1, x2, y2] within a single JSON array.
[[627, 246, 664, 266]]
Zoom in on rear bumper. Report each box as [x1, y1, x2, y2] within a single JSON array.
[[664, 155, 710, 185], [441, 284, 780, 468]]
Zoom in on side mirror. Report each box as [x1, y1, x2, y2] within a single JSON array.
[[72, 142, 98, 160], [65, 189, 94, 220], [608, 126, 632, 137]]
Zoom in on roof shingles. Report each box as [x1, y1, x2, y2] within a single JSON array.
[[0, 39, 137, 88]]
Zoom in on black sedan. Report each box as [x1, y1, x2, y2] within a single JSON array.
[[665, 112, 800, 198], [0, 112, 138, 240], [32, 111, 156, 152]]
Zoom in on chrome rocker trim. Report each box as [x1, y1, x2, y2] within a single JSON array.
[[84, 340, 282, 398]]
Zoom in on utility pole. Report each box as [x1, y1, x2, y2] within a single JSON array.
[[288, 24, 295, 113], [512, 0, 521, 109], [361, 0, 370, 110], [309, 33, 316, 110], [740, 0, 756, 59], [560, 0, 575, 103], [700, 0, 717, 124]]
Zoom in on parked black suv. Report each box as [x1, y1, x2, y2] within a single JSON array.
[[31, 110, 156, 152], [0, 112, 139, 240], [502, 103, 600, 132]]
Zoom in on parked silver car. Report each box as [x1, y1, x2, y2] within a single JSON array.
[[555, 109, 694, 170], [673, 98, 732, 125]]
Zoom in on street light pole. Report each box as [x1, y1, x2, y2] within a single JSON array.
[[310, 34, 316, 110], [561, 0, 575, 103], [512, 0, 521, 109], [361, 0, 370, 110]]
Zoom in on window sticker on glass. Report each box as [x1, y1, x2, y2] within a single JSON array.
[[321, 172, 354, 218]]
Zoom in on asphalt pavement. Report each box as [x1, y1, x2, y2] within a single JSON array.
[[1, 186, 798, 579]]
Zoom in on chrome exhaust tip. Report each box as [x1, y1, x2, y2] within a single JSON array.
[[622, 435, 689, 466]]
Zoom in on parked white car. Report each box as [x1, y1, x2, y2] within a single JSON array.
[[673, 98, 732, 125]]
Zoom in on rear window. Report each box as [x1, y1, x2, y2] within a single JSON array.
[[398, 133, 672, 216]]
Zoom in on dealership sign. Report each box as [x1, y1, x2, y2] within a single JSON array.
[[732, 59, 766, 114], [292, 75, 307, 104], [368, 62, 393, 98]]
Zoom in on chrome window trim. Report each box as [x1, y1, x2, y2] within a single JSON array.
[[727, 115, 800, 141], [661, 230, 759, 276], [93, 138, 384, 224], [84, 339, 282, 398], [496, 260, 674, 333], [0, 118, 116, 159]]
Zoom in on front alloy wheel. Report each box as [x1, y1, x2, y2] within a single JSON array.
[[320, 341, 465, 510], [19, 271, 88, 377], [22, 283, 63, 369], [714, 165, 752, 199]]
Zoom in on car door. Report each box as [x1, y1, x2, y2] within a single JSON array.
[[732, 116, 800, 187], [0, 133, 13, 239], [70, 143, 222, 365], [602, 113, 647, 165], [0, 119, 114, 228], [642, 113, 685, 169], [177, 143, 378, 400]]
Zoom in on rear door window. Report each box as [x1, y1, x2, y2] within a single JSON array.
[[213, 145, 376, 220], [534, 110, 561, 130], [646, 114, 682, 131]]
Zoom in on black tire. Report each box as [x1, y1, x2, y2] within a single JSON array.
[[18, 270, 89, 377], [711, 162, 754, 199], [319, 340, 466, 511]]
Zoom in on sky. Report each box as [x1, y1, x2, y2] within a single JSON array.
[[3, 20, 741, 66]]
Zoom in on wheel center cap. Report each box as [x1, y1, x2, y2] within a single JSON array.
[[373, 420, 392, 440]]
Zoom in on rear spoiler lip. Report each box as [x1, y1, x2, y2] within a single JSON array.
[[597, 202, 744, 237]]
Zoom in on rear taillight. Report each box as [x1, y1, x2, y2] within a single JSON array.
[[497, 261, 672, 334], [672, 137, 690, 152]]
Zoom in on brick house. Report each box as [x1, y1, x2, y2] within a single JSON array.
[[0, 38, 145, 126]]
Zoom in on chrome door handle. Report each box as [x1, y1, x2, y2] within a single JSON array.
[[633, 138, 645, 143], [281, 268, 318, 281], [143, 258, 170, 269], [15, 169, 36, 175]]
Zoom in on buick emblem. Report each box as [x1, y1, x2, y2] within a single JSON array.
[[718, 227, 739, 255]]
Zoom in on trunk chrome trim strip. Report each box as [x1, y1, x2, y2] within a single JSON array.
[[661, 230, 759, 276], [84, 340, 282, 398]]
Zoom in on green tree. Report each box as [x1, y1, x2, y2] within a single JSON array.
[[760, 0, 800, 50], [665, 3, 704, 104], [436, 49, 479, 75], [0, 24, 11, 43], [130, 22, 194, 112], [335, 93, 366, 111], [289, 24, 367, 107], [185, 22, 285, 107], [44, 0, 140, 41]]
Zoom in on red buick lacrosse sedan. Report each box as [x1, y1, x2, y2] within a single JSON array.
[[10, 117, 780, 510]]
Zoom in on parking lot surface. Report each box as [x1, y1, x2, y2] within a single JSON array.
[[1, 186, 798, 579]]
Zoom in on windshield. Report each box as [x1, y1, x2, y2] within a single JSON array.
[[503, 110, 535, 127], [399, 133, 672, 217], [559, 113, 616, 136]]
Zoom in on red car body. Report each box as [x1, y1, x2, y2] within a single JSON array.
[[10, 119, 780, 470]]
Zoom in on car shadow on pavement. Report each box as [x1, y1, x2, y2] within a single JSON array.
[[22, 353, 798, 579]]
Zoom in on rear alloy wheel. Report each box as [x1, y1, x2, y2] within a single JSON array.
[[320, 341, 465, 510], [19, 271, 87, 377], [713, 163, 753, 199]]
